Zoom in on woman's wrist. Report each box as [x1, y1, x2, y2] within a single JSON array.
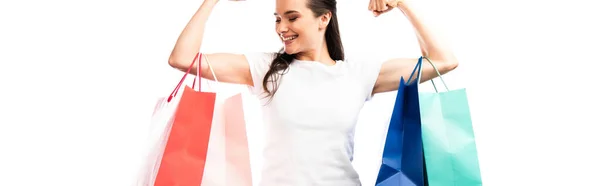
[[202, 0, 219, 8], [396, 0, 413, 12]]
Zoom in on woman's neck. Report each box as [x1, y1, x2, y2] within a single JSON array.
[[295, 39, 336, 65]]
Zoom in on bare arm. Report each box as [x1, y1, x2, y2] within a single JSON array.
[[168, 0, 253, 86], [372, 1, 458, 94]]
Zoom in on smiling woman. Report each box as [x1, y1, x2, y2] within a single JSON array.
[[265, 0, 344, 99], [166, 0, 458, 185]]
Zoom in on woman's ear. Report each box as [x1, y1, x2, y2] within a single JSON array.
[[319, 12, 332, 29]]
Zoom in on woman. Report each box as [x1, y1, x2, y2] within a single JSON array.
[[168, 0, 458, 185]]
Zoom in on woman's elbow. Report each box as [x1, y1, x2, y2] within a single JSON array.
[[447, 59, 458, 71], [434, 58, 459, 75], [168, 57, 178, 67], [168, 57, 186, 71], [427, 53, 458, 71]]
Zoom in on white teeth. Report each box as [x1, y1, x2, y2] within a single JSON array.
[[283, 36, 297, 41]]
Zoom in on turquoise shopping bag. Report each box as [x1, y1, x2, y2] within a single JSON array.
[[418, 57, 482, 186]]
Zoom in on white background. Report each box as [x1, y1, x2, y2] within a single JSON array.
[[1, 0, 599, 185]]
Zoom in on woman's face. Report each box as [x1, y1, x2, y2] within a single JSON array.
[[275, 0, 326, 55]]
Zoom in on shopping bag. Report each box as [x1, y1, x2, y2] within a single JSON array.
[[201, 65, 253, 186], [136, 52, 253, 186], [200, 92, 252, 186], [418, 57, 482, 186], [375, 57, 427, 186], [136, 53, 216, 186], [221, 93, 253, 186]]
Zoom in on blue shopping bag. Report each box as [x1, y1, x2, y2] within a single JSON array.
[[376, 57, 427, 186]]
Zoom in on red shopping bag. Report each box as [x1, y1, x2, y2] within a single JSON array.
[[136, 53, 215, 186], [155, 53, 215, 186]]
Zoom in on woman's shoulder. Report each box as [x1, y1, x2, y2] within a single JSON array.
[[342, 54, 385, 72], [245, 52, 277, 63], [243, 52, 278, 72]]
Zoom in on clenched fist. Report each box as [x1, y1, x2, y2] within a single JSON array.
[[368, 0, 403, 17]]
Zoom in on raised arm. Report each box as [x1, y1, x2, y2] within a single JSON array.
[[168, 0, 253, 86], [369, 0, 459, 94]]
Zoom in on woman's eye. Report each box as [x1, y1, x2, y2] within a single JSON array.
[[275, 19, 281, 23], [289, 17, 297, 21]]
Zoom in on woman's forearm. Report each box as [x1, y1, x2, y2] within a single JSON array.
[[168, 1, 218, 67], [398, 2, 457, 62]]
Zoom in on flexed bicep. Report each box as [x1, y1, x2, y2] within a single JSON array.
[[372, 57, 458, 94], [198, 53, 253, 86], [167, 1, 254, 86]]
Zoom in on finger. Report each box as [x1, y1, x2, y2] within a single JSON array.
[[373, 11, 381, 17], [377, 0, 386, 11], [370, 0, 376, 11], [373, 0, 379, 10], [372, 8, 391, 17]]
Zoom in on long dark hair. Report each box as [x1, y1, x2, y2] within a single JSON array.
[[262, 0, 344, 99]]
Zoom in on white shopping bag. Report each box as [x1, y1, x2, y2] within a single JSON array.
[[201, 70, 252, 186], [136, 52, 253, 186]]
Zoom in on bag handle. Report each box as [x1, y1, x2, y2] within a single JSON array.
[[192, 53, 219, 89], [405, 56, 423, 85], [419, 56, 449, 93], [405, 56, 450, 93], [167, 52, 219, 102]]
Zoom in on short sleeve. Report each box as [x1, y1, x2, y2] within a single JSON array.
[[348, 57, 384, 101], [244, 52, 276, 95]]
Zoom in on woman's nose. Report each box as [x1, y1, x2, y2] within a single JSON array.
[[276, 24, 288, 34]]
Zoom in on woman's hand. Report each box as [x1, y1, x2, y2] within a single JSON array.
[[368, 0, 403, 17], [369, 0, 460, 95]]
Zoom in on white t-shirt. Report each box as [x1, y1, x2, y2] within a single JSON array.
[[245, 52, 383, 186]]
